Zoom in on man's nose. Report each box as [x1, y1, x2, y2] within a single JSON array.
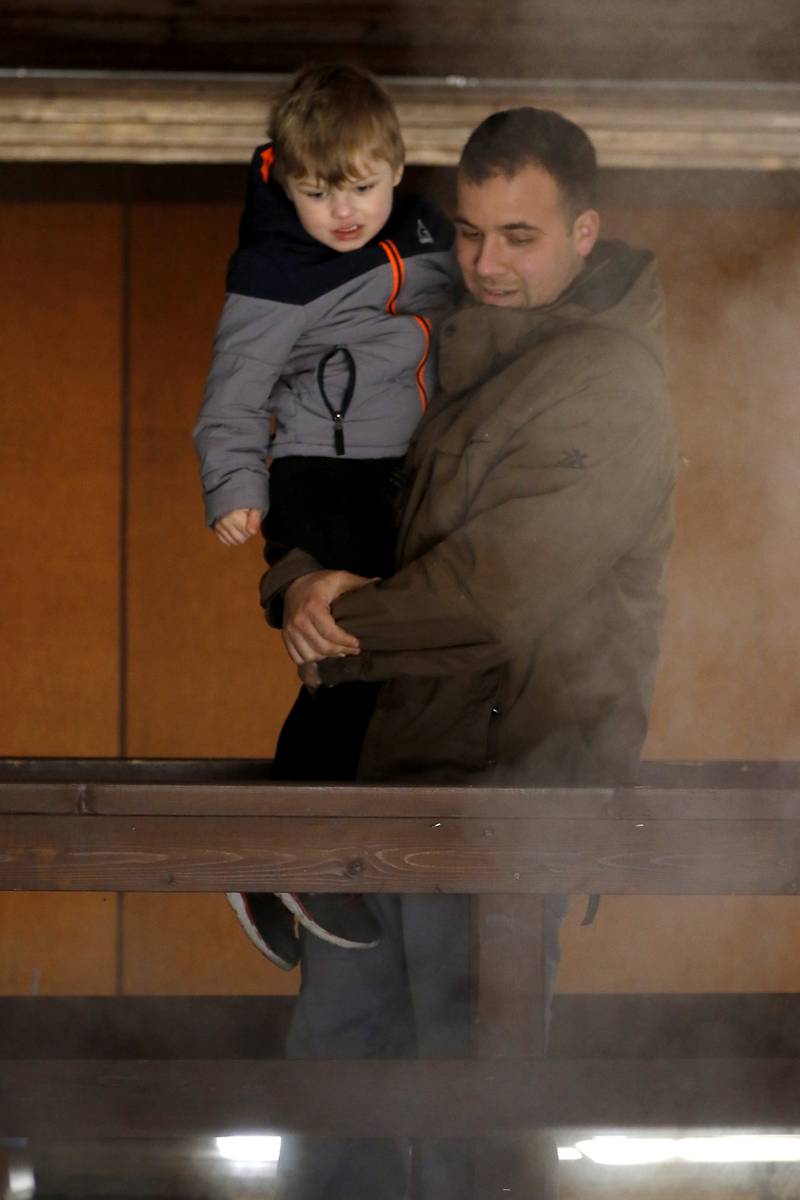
[[475, 237, 505, 278]]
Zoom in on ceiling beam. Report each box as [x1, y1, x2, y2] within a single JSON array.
[[3, 72, 800, 170]]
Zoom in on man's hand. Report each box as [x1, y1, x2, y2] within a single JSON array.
[[282, 570, 373, 665], [213, 508, 264, 546]]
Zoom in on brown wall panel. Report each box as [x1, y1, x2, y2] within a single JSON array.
[[558, 205, 800, 994], [559, 895, 800, 995], [0, 201, 121, 997], [0, 203, 122, 756], [0, 893, 116, 996], [125, 202, 298, 760], [595, 206, 800, 761], [123, 894, 298, 996]]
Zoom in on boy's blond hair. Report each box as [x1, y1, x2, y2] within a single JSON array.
[[269, 63, 405, 187]]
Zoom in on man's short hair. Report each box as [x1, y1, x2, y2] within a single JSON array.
[[459, 107, 597, 216], [269, 63, 405, 187]]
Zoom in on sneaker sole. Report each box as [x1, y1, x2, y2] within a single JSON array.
[[277, 892, 381, 950], [226, 892, 298, 971]]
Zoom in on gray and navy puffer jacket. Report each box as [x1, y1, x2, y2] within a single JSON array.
[[194, 144, 458, 526]]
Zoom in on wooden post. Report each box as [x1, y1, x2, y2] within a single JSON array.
[[470, 895, 556, 1197], [473, 894, 547, 1059]]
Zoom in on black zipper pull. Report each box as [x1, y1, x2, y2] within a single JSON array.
[[333, 413, 345, 456], [317, 346, 355, 459]]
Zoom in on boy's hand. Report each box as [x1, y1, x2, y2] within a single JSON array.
[[213, 508, 264, 546], [282, 570, 373, 665]]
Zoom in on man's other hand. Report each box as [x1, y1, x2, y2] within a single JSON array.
[[213, 508, 264, 546], [283, 570, 372, 665]]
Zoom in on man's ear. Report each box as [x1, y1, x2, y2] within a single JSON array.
[[574, 209, 600, 258]]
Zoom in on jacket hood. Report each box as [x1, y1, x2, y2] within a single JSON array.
[[563, 239, 664, 363], [227, 143, 454, 303], [439, 239, 665, 396], [237, 144, 319, 251]]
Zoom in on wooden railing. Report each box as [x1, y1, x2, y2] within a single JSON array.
[[2, 758, 800, 1144]]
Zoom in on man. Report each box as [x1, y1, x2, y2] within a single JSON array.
[[267, 107, 676, 1198]]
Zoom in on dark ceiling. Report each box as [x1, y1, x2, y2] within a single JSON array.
[[3, 0, 800, 82]]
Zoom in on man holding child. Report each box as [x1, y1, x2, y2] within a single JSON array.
[[197, 68, 676, 1199], [273, 102, 676, 1199]]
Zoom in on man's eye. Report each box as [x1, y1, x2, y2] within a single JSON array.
[[508, 236, 533, 247], [457, 228, 481, 241]]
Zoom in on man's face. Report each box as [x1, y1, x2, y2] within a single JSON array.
[[455, 164, 598, 309], [286, 158, 403, 253]]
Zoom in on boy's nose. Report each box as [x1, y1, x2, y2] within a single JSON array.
[[330, 191, 354, 219]]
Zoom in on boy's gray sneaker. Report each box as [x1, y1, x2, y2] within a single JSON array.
[[278, 893, 381, 949], [226, 891, 300, 970]]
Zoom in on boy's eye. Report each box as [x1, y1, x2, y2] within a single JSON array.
[[354, 183, 376, 193], [303, 190, 326, 200]]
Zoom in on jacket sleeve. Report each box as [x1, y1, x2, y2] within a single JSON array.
[[318, 376, 675, 685], [260, 548, 325, 628], [193, 292, 305, 526]]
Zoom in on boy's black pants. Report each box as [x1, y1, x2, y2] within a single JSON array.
[[263, 453, 403, 781]]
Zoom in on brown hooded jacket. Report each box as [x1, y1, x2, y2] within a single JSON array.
[[270, 239, 677, 786]]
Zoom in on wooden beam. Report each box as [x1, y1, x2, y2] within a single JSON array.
[[3, 73, 800, 169], [3, 757, 800, 819], [1, 809, 799, 894], [4, 1059, 800, 1137], [4, 994, 800, 1060], [3, 761, 800, 894]]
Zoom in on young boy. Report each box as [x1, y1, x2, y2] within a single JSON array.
[[193, 63, 458, 970]]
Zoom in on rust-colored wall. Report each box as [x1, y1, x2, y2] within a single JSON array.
[[563, 196, 800, 993], [0, 203, 122, 756], [2, 169, 800, 997], [0, 203, 123, 996], [125, 203, 298, 761], [625, 204, 800, 762]]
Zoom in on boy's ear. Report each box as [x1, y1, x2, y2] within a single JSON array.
[[393, 164, 405, 186]]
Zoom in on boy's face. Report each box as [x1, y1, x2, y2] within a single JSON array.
[[285, 158, 403, 252]]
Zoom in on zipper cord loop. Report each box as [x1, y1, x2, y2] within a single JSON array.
[[317, 346, 356, 457]]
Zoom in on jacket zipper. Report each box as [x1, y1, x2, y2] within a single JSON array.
[[316, 346, 356, 456]]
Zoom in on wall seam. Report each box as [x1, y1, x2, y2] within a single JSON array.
[[116, 196, 131, 997], [119, 198, 130, 760]]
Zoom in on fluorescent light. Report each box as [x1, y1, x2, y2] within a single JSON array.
[[679, 1136, 800, 1163], [7, 1164, 36, 1200], [575, 1137, 677, 1165], [215, 1135, 282, 1164], [572, 1134, 800, 1166], [557, 1147, 583, 1161]]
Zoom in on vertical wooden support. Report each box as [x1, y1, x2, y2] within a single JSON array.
[[471, 895, 557, 1197], [472, 894, 547, 1059]]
